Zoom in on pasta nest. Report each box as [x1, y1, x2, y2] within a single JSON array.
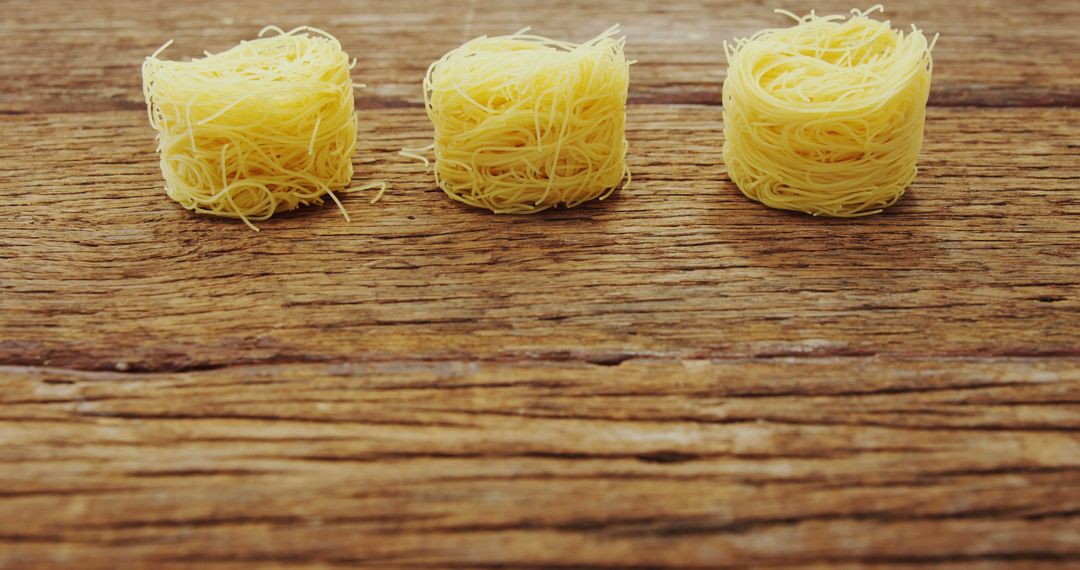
[[422, 26, 632, 214], [723, 6, 936, 217], [143, 26, 379, 230]]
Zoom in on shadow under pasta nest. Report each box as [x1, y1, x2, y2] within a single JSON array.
[[717, 186, 949, 278], [429, 184, 628, 223]]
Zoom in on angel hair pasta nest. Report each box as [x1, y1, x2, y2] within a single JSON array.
[[417, 25, 632, 214], [723, 6, 936, 217], [143, 26, 382, 230]]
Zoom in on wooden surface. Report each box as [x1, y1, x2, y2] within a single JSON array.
[[1, 0, 1078, 568]]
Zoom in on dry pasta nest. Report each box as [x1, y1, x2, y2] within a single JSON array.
[[416, 25, 632, 214], [142, 26, 383, 230], [723, 6, 936, 217]]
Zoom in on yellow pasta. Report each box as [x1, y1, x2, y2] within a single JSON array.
[[417, 25, 632, 214], [142, 26, 383, 231], [723, 6, 936, 216]]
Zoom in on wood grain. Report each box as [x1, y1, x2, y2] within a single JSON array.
[[1, 0, 1079, 114], [2, 106, 1078, 370], [1, 0, 1079, 567], [1, 359, 1078, 569]]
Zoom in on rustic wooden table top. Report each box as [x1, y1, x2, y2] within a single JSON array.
[[2, 0, 1079, 568]]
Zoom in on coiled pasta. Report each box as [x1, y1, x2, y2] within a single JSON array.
[[143, 26, 383, 230], [417, 26, 632, 214], [723, 6, 936, 216]]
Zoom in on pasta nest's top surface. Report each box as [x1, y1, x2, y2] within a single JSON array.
[[725, 6, 934, 112], [143, 27, 354, 113], [425, 26, 630, 116]]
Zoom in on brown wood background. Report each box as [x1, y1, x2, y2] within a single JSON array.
[[2, 0, 1079, 568]]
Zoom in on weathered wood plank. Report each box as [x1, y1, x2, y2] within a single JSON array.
[[2, 1, 1079, 567], [0, 358, 1077, 569], [2, 106, 1078, 371], [1, 0, 1078, 113]]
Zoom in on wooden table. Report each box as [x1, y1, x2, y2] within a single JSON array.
[[2, 0, 1078, 567]]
